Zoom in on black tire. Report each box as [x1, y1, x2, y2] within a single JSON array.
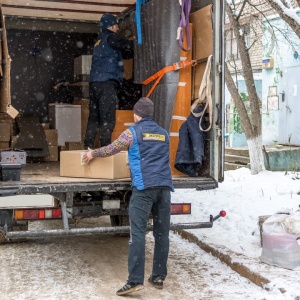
[[110, 215, 130, 237], [110, 215, 130, 226], [10, 221, 29, 243], [0, 209, 29, 243], [0, 229, 7, 244]]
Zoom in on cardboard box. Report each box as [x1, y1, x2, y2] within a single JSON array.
[[190, 5, 213, 99], [42, 146, 58, 162], [10, 135, 19, 148], [41, 123, 50, 130], [60, 150, 130, 179], [123, 58, 133, 80], [1, 150, 27, 164], [112, 110, 134, 141], [0, 122, 11, 142], [74, 55, 92, 76], [74, 74, 90, 82], [72, 100, 133, 145], [0, 163, 21, 181], [0, 142, 9, 150], [44, 129, 58, 146], [73, 98, 89, 141], [72, 82, 90, 99], [0, 115, 16, 137], [6, 104, 19, 119], [66, 142, 84, 150]]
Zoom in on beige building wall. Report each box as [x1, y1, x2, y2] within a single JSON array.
[[225, 0, 275, 74]]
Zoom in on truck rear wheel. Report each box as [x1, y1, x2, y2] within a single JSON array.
[[110, 215, 130, 237], [0, 229, 7, 244], [110, 215, 129, 226], [6, 221, 29, 244]]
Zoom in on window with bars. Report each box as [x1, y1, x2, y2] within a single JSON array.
[[225, 25, 250, 61]]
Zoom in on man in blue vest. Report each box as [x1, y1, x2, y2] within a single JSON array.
[[84, 13, 133, 149], [83, 97, 174, 296]]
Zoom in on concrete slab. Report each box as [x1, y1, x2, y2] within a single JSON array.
[[225, 147, 249, 157], [226, 145, 300, 172], [225, 154, 250, 165]]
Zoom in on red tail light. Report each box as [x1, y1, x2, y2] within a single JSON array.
[[52, 209, 62, 218], [39, 210, 45, 219], [14, 208, 62, 220], [171, 203, 191, 215]]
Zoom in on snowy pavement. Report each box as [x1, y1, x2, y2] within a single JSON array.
[[0, 221, 270, 300], [171, 168, 300, 299], [1, 168, 300, 299]]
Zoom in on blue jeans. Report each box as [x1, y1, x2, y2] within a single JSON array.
[[128, 187, 171, 284]]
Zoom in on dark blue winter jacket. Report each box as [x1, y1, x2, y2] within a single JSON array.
[[89, 29, 123, 84], [175, 105, 206, 176], [128, 118, 174, 191]]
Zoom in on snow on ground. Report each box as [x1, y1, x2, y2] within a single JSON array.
[[171, 168, 300, 299], [164, 233, 275, 300]]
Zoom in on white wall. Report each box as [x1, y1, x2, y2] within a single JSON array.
[[262, 14, 300, 145]]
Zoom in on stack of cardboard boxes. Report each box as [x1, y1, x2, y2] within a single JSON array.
[[0, 122, 10, 150], [57, 55, 133, 179], [0, 113, 13, 151], [0, 113, 23, 181], [72, 55, 135, 146], [42, 123, 58, 161]]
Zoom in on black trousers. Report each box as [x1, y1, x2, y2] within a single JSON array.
[[84, 81, 119, 148]]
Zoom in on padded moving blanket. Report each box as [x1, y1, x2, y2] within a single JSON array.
[[133, 0, 180, 132]]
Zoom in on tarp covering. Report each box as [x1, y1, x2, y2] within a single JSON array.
[[133, 0, 180, 132]]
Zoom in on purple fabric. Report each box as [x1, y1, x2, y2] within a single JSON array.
[[179, 0, 191, 52]]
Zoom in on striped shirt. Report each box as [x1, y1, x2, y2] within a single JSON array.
[[93, 129, 133, 157]]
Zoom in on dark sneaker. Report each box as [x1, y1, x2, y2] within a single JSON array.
[[148, 276, 164, 289], [116, 282, 144, 296]]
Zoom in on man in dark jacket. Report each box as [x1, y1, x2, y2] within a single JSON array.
[[83, 97, 173, 296], [84, 13, 133, 149]]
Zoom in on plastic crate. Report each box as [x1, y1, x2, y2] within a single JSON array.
[[0, 163, 21, 181]]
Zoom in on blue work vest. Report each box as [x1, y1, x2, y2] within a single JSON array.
[[89, 30, 123, 84], [128, 118, 174, 191]]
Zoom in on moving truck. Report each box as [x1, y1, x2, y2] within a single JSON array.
[[0, 0, 225, 242]]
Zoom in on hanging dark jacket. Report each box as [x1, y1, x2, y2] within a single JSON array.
[[175, 105, 206, 177], [128, 118, 174, 191]]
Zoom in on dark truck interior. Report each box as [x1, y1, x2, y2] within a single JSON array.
[[0, 0, 223, 186]]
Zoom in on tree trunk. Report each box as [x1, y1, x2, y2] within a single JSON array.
[[225, 63, 253, 139], [225, 2, 265, 174], [226, 3, 262, 137], [247, 135, 265, 175]]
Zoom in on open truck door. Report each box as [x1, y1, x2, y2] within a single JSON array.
[[0, 0, 225, 241], [117, 0, 225, 185]]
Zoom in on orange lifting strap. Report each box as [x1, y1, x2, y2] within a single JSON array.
[[142, 60, 197, 98]]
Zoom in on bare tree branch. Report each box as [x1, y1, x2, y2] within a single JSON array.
[[281, 0, 289, 8], [236, 0, 248, 20], [264, 0, 300, 39]]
